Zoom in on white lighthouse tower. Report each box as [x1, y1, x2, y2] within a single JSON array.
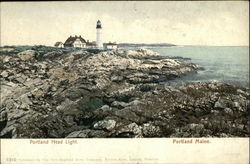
[[96, 20, 103, 49]]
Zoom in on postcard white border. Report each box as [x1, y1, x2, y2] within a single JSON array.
[[1, 138, 249, 164]]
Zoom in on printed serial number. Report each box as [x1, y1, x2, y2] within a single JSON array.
[[6, 158, 17, 162]]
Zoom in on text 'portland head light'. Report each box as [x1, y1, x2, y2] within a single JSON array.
[[96, 20, 103, 49]]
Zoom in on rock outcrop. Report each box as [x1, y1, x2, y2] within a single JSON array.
[[0, 46, 249, 138]]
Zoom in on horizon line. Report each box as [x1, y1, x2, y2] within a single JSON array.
[[0, 43, 249, 47]]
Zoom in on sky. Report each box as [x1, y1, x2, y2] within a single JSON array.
[[0, 1, 249, 46]]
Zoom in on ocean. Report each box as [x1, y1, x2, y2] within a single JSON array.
[[150, 46, 249, 88]]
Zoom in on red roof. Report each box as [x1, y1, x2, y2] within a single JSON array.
[[64, 35, 86, 46]]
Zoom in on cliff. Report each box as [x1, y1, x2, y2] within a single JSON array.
[[0, 46, 249, 138]]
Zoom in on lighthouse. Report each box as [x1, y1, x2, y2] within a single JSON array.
[[96, 20, 103, 49]]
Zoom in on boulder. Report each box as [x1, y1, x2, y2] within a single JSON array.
[[66, 130, 90, 138], [100, 105, 111, 112], [17, 50, 37, 61], [93, 120, 116, 131], [142, 122, 161, 137], [188, 123, 204, 131], [224, 108, 233, 115], [2, 56, 11, 63], [137, 48, 159, 57], [214, 98, 230, 109], [1, 71, 9, 78], [17, 94, 32, 106], [15, 75, 28, 84], [111, 101, 128, 109], [116, 123, 142, 137], [13, 110, 28, 119], [111, 75, 124, 82], [128, 100, 141, 106]]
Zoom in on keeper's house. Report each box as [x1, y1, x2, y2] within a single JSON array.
[[63, 35, 87, 48]]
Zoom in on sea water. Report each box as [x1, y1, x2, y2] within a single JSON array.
[[150, 46, 249, 88]]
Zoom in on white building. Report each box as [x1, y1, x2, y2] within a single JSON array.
[[96, 20, 103, 49], [103, 42, 118, 49]]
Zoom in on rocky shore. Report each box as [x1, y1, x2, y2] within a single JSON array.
[[0, 46, 249, 138]]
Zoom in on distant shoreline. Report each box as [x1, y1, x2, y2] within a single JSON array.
[[118, 43, 176, 48]]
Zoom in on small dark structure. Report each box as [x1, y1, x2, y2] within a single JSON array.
[[86, 41, 97, 48], [54, 42, 63, 48]]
